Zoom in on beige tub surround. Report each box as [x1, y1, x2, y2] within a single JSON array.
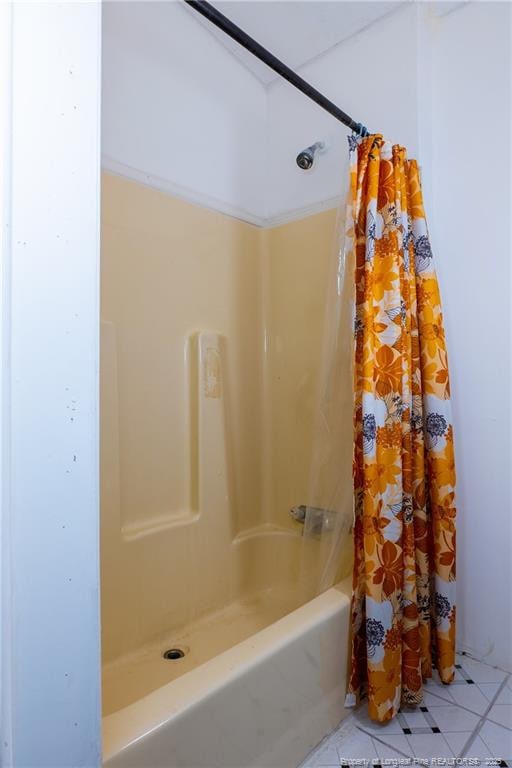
[[101, 171, 353, 766], [101, 174, 265, 664]]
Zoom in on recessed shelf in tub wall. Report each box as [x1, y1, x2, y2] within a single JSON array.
[[100, 324, 233, 541]]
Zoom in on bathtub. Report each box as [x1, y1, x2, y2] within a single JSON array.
[[103, 577, 351, 768]]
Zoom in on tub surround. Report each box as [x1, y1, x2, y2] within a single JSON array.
[[101, 172, 353, 765]]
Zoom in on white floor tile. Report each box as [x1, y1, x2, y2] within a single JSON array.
[[423, 677, 455, 703], [302, 741, 340, 767], [448, 684, 492, 714], [406, 732, 454, 758], [423, 690, 455, 707], [371, 734, 412, 758], [456, 656, 509, 684], [479, 719, 512, 758], [442, 731, 473, 757], [427, 704, 481, 732], [496, 679, 512, 705], [352, 706, 404, 735], [478, 683, 502, 702], [400, 709, 430, 728], [461, 735, 495, 759], [487, 703, 512, 729], [304, 760, 338, 766], [333, 724, 378, 761]]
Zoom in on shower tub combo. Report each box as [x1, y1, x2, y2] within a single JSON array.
[[101, 173, 353, 767]]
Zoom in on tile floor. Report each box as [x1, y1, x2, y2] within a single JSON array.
[[301, 653, 511, 766]]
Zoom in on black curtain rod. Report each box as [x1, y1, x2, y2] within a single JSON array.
[[185, 0, 369, 137]]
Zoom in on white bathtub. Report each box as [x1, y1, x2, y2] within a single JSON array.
[[103, 579, 351, 768]]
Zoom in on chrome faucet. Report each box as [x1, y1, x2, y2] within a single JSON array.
[[289, 505, 336, 534]]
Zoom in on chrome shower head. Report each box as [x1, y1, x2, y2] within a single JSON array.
[[296, 141, 326, 170]]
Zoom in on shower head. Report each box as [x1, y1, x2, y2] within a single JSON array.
[[296, 141, 326, 170]]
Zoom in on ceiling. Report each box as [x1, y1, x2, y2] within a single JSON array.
[[185, 1, 405, 86]]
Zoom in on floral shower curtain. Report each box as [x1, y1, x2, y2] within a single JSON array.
[[345, 135, 456, 722]]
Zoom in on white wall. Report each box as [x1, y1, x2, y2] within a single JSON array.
[[102, 1, 267, 223], [429, 1, 511, 671], [102, 2, 421, 226], [0, 2, 12, 761], [266, 3, 420, 222], [2, 3, 102, 765]]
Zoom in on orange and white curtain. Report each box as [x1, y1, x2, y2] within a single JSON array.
[[345, 135, 457, 722]]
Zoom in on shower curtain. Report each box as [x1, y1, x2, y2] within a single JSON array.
[[345, 134, 456, 722]]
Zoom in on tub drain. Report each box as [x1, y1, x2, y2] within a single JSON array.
[[163, 648, 185, 660]]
